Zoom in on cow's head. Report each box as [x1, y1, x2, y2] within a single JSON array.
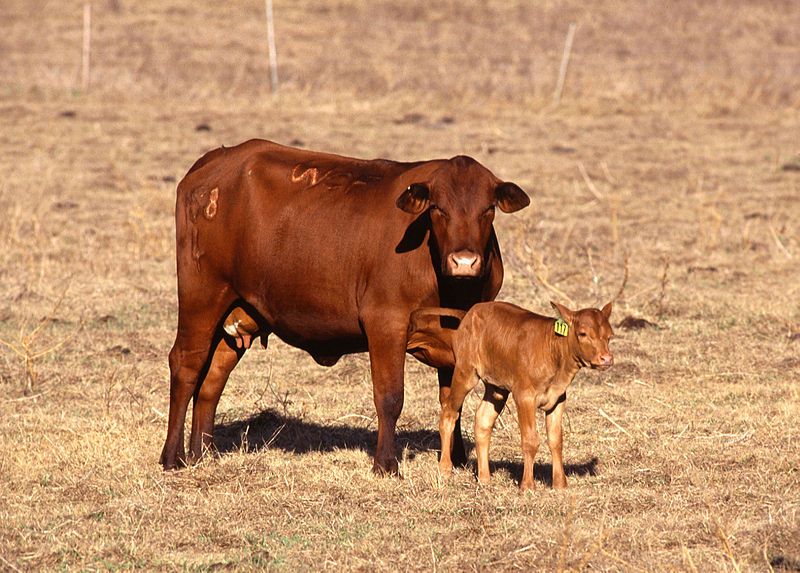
[[551, 301, 615, 370], [396, 156, 529, 278]]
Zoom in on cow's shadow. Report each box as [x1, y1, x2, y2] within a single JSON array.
[[489, 457, 600, 487], [214, 408, 444, 461], [214, 409, 599, 483]]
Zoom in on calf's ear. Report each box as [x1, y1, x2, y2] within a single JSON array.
[[550, 301, 575, 323], [601, 302, 612, 320], [396, 183, 430, 214], [495, 182, 530, 213]]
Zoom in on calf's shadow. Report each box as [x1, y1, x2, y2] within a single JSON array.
[[490, 457, 600, 487]]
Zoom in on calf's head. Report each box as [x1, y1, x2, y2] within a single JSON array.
[[551, 301, 615, 370], [396, 156, 529, 278]]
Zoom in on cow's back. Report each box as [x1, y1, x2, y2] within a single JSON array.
[[175, 140, 444, 349]]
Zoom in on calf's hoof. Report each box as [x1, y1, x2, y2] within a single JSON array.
[[437, 462, 454, 479]]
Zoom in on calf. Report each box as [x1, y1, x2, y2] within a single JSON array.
[[409, 300, 613, 491]]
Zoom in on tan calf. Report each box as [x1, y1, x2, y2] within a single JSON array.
[[412, 300, 613, 491]]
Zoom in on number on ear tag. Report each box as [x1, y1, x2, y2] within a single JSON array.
[[554, 318, 569, 337]]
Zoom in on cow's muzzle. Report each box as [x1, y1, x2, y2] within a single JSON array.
[[445, 250, 482, 278]]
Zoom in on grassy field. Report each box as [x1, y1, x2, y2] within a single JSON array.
[[1, 0, 799, 570]]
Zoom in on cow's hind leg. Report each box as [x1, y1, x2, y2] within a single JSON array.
[[160, 287, 237, 470], [187, 337, 242, 463], [187, 304, 267, 463]]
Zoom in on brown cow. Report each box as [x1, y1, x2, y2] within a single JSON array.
[[161, 139, 530, 474], [409, 301, 613, 490]]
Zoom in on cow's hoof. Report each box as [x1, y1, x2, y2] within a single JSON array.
[[161, 459, 180, 471], [372, 458, 400, 477], [160, 452, 187, 471]]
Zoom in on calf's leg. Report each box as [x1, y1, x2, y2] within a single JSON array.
[[514, 391, 540, 492], [439, 364, 478, 477], [474, 383, 509, 485], [438, 368, 467, 467], [545, 395, 567, 489]]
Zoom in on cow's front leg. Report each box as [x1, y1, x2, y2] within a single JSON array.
[[364, 318, 407, 476]]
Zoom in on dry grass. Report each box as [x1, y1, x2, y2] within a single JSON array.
[[1, 0, 799, 570]]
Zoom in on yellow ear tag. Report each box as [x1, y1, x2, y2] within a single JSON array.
[[554, 318, 569, 337]]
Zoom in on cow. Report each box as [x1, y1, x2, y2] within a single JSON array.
[[408, 301, 614, 490], [160, 139, 530, 475]]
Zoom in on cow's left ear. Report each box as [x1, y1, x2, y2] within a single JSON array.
[[396, 183, 430, 214], [551, 301, 576, 324], [495, 182, 530, 213]]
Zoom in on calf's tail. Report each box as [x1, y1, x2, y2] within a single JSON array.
[[406, 307, 466, 370]]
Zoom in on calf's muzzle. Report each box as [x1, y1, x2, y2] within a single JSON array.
[[595, 352, 614, 370]]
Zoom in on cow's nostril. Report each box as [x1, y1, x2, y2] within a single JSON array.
[[447, 251, 482, 276], [454, 255, 478, 267]]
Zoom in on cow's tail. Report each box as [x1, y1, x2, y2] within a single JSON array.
[[406, 307, 466, 370]]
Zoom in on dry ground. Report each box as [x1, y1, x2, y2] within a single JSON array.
[[1, 1, 799, 571]]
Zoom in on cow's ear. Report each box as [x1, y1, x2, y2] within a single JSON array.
[[396, 183, 430, 214], [601, 301, 613, 320], [550, 301, 575, 324], [495, 182, 530, 213]]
